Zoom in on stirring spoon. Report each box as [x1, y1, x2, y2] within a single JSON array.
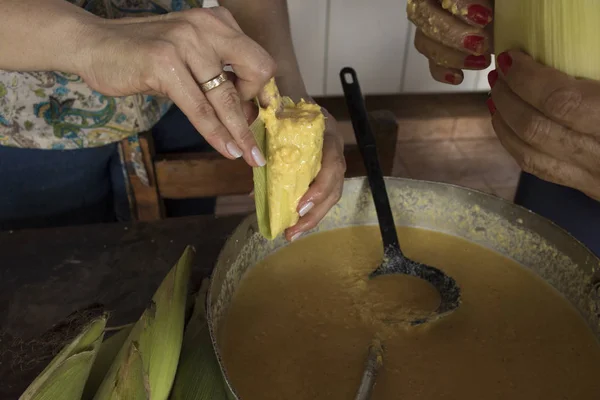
[[339, 67, 462, 325]]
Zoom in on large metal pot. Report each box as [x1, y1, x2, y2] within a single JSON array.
[[207, 177, 600, 399]]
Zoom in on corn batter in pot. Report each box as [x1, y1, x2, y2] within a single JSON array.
[[220, 226, 600, 399]]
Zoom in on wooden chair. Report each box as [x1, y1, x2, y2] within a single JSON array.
[[121, 110, 399, 221]]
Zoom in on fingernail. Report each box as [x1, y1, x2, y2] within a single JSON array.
[[486, 98, 496, 115], [291, 232, 303, 242], [487, 69, 498, 88], [465, 55, 488, 69], [466, 4, 493, 26], [497, 52, 513, 75], [226, 142, 243, 158], [463, 35, 485, 54], [444, 73, 458, 85], [251, 146, 266, 167], [298, 201, 314, 217]]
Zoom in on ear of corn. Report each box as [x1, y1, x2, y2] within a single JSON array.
[[170, 279, 229, 400], [93, 246, 195, 400], [82, 324, 133, 400], [252, 78, 326, 240], [494, 1, 600, 80], [19, 314, 107, 400]]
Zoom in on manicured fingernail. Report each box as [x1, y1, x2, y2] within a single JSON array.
[[486, 98, 496, 115], [251, 146, 266, 167], [291, 232, 302, 242], [465, 55, 488, 69], [226, 142, 243, 158], [463, 35, 485, 54], [497, 52, 513, 75], [444, 73, 458, 84], [466, 4, 493, 26], [298, 201, 314, 217], [487, 69, 498, 88]]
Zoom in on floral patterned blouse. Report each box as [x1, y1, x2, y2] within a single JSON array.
[[0, 0, 205, 188]]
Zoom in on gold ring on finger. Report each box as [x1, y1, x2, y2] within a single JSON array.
[[200, 72, 228, 93]]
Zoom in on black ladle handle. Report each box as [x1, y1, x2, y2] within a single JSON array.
[[340, 67, 402, 255]]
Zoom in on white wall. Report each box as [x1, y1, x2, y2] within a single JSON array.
[[213, 0, 493, 96]]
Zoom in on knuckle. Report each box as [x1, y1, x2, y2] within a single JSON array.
[[522, 114, 551, 145], [171, 20, 196, 40], [148, 41, 178, 66], [218, 86, 242, 111], [414, 31, 431, 56], [335, 154, 347, 174], [189, 7, 234, 33], [333, 186, 343, 203], [312, 186, 326, 201], [210, 6, 234, 20], [519, 152, 539, 175], [236, 128, 254, 146], [543, 87, 582, 121], [192, 99, 216, 120], [302, 218, 319, 232], [256, 56, 277, 81], [186, 7, 215, 22], [203, 124, 227, 142]]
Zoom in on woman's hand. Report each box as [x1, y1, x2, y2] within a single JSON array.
[[407, 0, 493, 84], [286, 108, 346, 242], [488, 50, 600, 201], [77, 7, 276, 167]]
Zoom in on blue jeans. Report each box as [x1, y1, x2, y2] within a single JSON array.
[[0, 106, 215, 231], [514, 172, 600, 256]]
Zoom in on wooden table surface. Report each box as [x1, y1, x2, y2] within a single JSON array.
[[0, 215, 245, 396]]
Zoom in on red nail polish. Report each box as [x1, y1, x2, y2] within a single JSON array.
[[486, 98, 496, 115], [497, 52, 513, 75], [465, 55, 488, 69], [467, 4, 493, 26], [444, 73, 457, 84], [487, 69, 498, 88], [463, 35, 485, 53]]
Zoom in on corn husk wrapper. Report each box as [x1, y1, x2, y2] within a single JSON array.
[[170, 279, 229, 400], [82, 325, 133, 400], [495, 1, 600, 80], [19, 314, 108, 400], [93, 246, 194, 400], [250, 116, 272, 239], [251, 79, 325, 240]]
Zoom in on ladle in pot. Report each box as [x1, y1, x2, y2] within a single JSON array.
[[339, 67, 462, 325]]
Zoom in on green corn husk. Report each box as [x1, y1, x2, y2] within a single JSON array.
[[250, 116, 272, 240], [93, 246, 195, 400], [19, 314, 108, 400], [170, 279, 228, 400], [82, 325, 133, 400], [114, 342, 147, 400]]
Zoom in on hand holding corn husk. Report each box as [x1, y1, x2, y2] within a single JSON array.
[[488, 2, 600, 202], [252, 79, 345, 242], [407, 0, 493, 85]]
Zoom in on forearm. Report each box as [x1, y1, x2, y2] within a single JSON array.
[[220, 0, 308, 100], [0, 0, 98, 74]]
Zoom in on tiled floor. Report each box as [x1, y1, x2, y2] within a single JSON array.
[[215, 93, 522, 216]]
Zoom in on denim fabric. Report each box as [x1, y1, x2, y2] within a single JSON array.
[[0, 105, 216, 231], [514, 172, 600, 256]]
